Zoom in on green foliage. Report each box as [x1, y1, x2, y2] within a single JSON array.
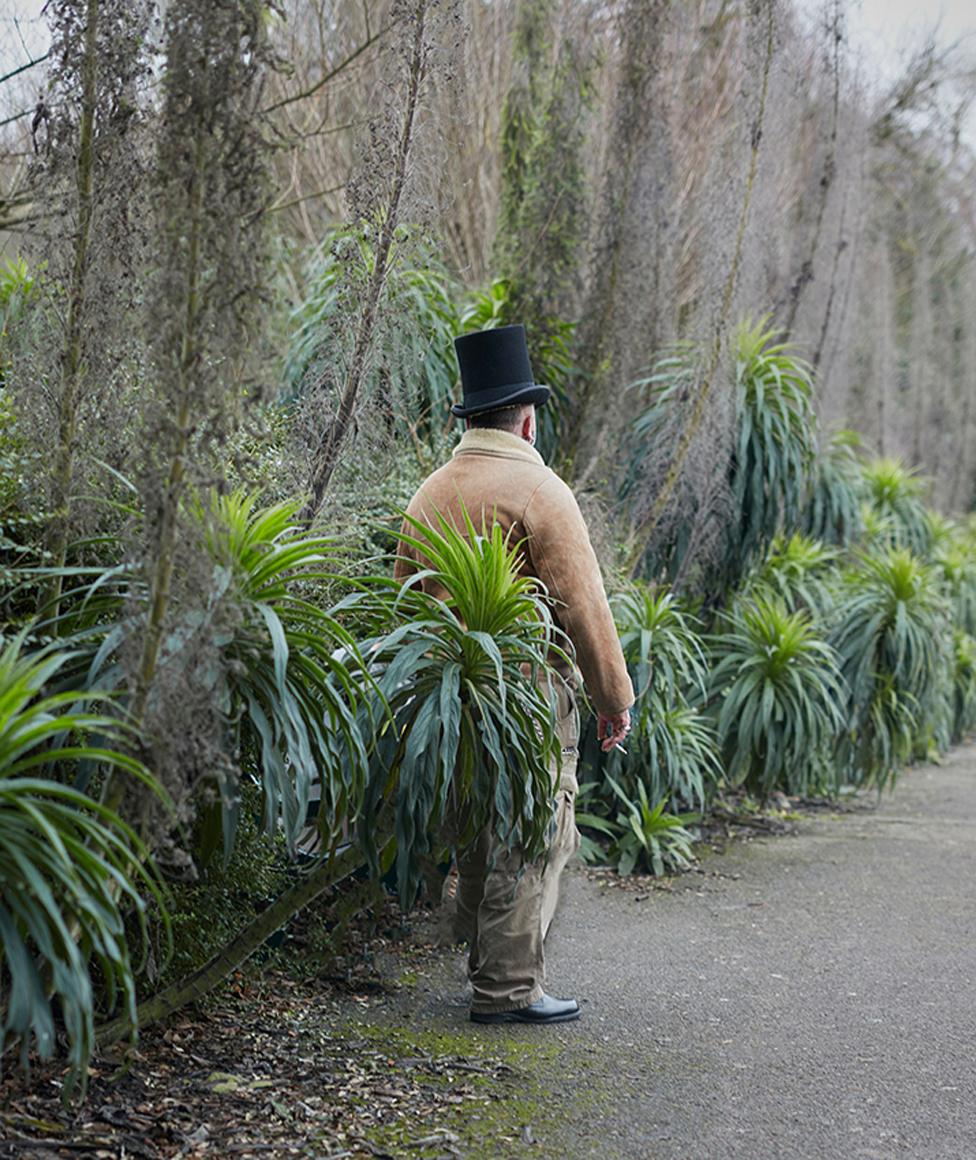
[[738, 532, 839, 620], [859, 457, 933, 556], [931, 521, 976, 636], [709, 594, 846, 798], [830, 548, 951, 789], [153, 784, 292, 990], [189, 490, 369, 860], [726, 317, 817, 586], [575, 584, 716, 872], [951, 630, 976, 743], [284, 224, 459, 441], [801, 429, 865, 546], [45, 491, 370, 865], [629, 319, 816, 591], [0, 391, 50, 625], [347, 508, 566, 906], [601, 777, 697, 877], [459, 278, 510, 333], [0, 636, 166, 1097], [588, 586, 719, 809], [0, 257, 37, 387]]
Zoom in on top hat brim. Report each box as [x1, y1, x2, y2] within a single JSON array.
[[450, 382, 550, 419]]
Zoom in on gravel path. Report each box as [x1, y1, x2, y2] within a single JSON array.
[[397, 748, 976, 1159]]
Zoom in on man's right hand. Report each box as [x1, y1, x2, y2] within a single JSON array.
[[598, 708, 632, 753]]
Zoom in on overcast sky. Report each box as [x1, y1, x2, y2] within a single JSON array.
[[806, 0, 975, 88]]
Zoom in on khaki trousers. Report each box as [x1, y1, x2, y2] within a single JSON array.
[[454, 678, 581, 1015]]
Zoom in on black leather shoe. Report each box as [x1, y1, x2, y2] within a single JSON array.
[[470, 994, 581, 1024]]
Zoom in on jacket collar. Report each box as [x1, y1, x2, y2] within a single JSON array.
[[452, 427, 545, 466]]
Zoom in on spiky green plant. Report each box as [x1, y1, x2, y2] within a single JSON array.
[[951, 630, 976, 743], [801, 429, 865, 546], [709, 595, 846, 798], [580, 585, 719, 812], [738, 532, 839, 620], [0, 257, 37, 387], [604, 777, 697, 877], [459, 277, 510, 332], [726, 317, 817, 582], [628, 318, 816, 590], [42, 491, 370, 863], [347, 508, 567, 905], [190, 491, 369, 859], [859, 457, 933, 556], [830, 548, 950, 788], [0, 636, 166, 1097], [931, 525, 976, 637]]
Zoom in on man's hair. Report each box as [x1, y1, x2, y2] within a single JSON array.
[[466, 403, 532, 432]]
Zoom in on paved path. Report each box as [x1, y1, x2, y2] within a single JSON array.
[[397, 748, 975, 1159]]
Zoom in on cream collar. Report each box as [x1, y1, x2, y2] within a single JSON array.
[[452, 427, 545, 466]]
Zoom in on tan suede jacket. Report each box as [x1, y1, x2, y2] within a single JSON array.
[[393, 428, 634, 717]]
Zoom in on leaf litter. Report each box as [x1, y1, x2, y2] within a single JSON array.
[[0, 933, 538, 1159]]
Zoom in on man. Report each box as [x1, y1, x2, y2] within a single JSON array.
[[394, 324, 634, 1025]]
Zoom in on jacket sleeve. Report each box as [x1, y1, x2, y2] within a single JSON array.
[[522, 475, 634, 717]]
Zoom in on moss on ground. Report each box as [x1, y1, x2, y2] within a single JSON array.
[[337, 1019, 572, 1158]]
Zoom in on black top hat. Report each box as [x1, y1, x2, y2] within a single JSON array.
[[451, 324, 550, 418]]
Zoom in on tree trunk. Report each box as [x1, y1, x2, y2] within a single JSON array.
[[626, 0, 776, 574], [39, 0, 99, 623]]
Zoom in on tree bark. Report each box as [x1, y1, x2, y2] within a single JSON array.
[[39, 0, 99, 623], [626, 0, 776, 574]]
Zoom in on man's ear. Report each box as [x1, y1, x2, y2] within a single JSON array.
[[521, 412, 533, 443]]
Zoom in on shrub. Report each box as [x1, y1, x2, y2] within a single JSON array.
[[602, 778, 697, 877], [590, 585, 719, 810], [628, 317, 817, 591], [859, 457, 933, 556], [830, 548, 951, 788], [737, 532, 839, 620], [347, 508, 567, 905], [801, 429, 865, 546], [725, 317, 817, 585], [931, 521, 976, 637], [284, 223, 460, 442], [951, 630, 976, 743], [709, 594, 846, 799], [0, 636, 166, 1096], [46, 491, 370, 867]]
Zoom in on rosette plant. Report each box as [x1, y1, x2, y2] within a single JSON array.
[[801, 429, 865, 547], [951, 630, 976, 743], [580, 585, 719, 813], [344, 508, 566, 906], [737, 532, 839, 621], [38, 490, 370, 864], [830, 548, 951, 788], [709, 594, 846, 798], [0, 637, 166, 1096], [859, 457, 933, 557], [628, 317, 817, 590]]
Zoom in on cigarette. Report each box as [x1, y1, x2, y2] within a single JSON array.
[[614, 743, 627, 754]]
